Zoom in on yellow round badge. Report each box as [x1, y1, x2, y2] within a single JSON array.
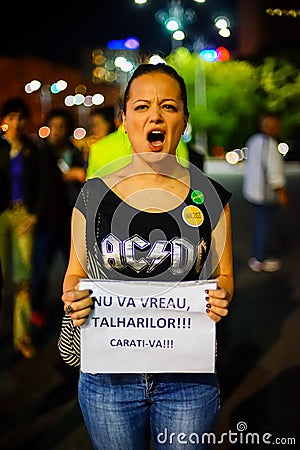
[[182, 205, 204, 227]]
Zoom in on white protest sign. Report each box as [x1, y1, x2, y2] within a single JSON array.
[[80, 279, 217, 374]]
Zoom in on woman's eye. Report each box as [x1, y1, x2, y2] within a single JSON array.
[[135, 104, 148, 111], [164, 104, 177, 111]]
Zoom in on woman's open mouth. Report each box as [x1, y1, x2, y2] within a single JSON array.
[[147, 130, 165, 150]]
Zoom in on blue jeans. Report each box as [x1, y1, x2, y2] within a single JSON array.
[[252, 203, 276, 262], [79, 372, 219, 450]]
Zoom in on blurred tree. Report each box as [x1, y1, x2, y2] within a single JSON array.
[[167, 49, 300, 154], [257, 57, 300, 137], [167, 48, 261, 153]]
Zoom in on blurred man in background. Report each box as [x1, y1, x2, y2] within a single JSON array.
[[0, 98, 40, 358], [242, 113, 288, 272], [30, 108, 85, 327]]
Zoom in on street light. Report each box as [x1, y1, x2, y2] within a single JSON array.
[[199, 46, 230, 62], [214, 15, 231, 38], [155, 0, 197, 49], [165, 17, 181, 32]]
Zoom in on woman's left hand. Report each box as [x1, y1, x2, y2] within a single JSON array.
[[205, 288, 231, 323], [62, 288, 94, 327]]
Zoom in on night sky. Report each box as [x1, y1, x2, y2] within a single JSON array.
[[1, 0, 237, 68]]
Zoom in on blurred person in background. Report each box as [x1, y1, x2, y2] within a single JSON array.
[[0, 97, 40, 358], [0, 122, 11, 310], [75, 105, 116, 164], [30, 108, 85, 327], [86, 118, 132, 178], [242, 113, 288, 272], [88, 105, 116, 146]]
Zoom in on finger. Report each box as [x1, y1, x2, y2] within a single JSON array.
[[206, 307, 228, 323], [205, 288, 228, 300], [61, 290, 76, 302], [207, 298, 230, 310], [205, 291, 229, 308], [72, 317, 89, 327], [69, 305, 93, 321], [66, 297, 94, 312], [62, 288, 93, 303], [64, 295, 95, 315], [206, 309, 223, 323]]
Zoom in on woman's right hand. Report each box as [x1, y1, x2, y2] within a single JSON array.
[[61, 288, 94, 326]]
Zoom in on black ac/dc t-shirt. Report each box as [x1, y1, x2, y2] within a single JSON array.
[[75, 168, 231, 283]]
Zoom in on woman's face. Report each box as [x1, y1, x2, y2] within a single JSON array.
[[122, 72, 188, 158]]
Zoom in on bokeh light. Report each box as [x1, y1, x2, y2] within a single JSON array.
[[200, 49, 218, 62], [278, 142, 289, 155], [74, 94, 85, 105], [107, 40, 127, 50], [105, 71, 117, 82], [216, 46, 230, 61], [25, 79, 41, 93], [84, 95, 93, 107], [114, 56, 135, 72], [92, 93, 105, 105], [165, 17, 181, 31], [92, 49, 106, 66], [149, 54, 166, 65], [38, 126, 50, 139], [218, 28, 230, 38], [172, 30, 185, 41], [233, 148, 245, 162], [73, 127, 87, 140], [56, 79, 68, 91], [50, 83, 60, 94], [225, 150, 239, 165], [124, 37, 140, 50], [214, 16, 230, 29], [75, 84, 87, 95], [50, 79, 68, 94], [64, 95, 75, 107]]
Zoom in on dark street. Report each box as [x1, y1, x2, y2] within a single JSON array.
[[1, 159, 299, 450]]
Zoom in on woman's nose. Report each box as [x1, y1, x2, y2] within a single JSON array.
[[149, 105, 163, 122]]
